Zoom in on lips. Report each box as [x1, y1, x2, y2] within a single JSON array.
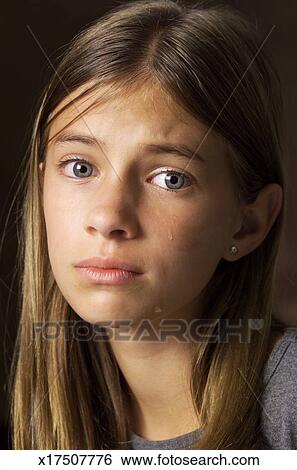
[[74, 256, 143, 274]]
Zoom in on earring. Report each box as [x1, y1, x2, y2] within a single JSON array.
[[229, 245, 238, 255]]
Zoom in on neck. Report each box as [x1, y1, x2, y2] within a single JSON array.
[[109, 336, 200, 440]]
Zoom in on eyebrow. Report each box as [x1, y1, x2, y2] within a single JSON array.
[[50, 131, 206, 164]]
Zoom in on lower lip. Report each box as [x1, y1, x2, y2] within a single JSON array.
[[75, 267, 143, 285]]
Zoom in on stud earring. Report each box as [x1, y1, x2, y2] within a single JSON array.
[[229, 245, 238, 255]]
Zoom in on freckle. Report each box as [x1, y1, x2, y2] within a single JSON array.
[[167, 231, 174, 241]]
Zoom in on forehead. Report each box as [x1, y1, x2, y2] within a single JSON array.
[[49, 81, 186, 120], [46, 82, 228, 164], [49, 82, 200, 134]]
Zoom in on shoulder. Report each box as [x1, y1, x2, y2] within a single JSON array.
[[261, 328, 297, 449]]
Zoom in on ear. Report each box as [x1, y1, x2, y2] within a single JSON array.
[[223, 183, 283, 261]]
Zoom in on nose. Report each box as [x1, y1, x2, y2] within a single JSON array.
[[84, 175, 140, 240]]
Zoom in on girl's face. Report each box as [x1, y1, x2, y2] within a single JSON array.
[[41, 84, 241, 329]]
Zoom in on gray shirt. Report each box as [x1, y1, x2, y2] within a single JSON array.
[[127, 328, 297, 450]]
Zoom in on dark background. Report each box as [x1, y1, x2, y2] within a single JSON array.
[[0, 0, 296, 449]]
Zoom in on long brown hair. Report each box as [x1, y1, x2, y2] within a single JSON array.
[[8, 0, 287, 449]]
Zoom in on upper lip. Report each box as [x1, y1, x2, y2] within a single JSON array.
[[75, 256, 143, 273]]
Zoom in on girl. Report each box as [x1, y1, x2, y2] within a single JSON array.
[[8, 0, 296, 450]]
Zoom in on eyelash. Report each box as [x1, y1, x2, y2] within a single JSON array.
[[57, 156, 193, 192]]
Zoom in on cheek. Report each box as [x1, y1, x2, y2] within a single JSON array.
[[43, 179, 82, 271], [151, 196, 232, 292]]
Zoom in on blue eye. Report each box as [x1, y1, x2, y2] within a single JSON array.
[[72, 161, 93, 178], [150, 169, 191, 192], [58, 158, 94, 178], [57, 158, 192, 192]]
